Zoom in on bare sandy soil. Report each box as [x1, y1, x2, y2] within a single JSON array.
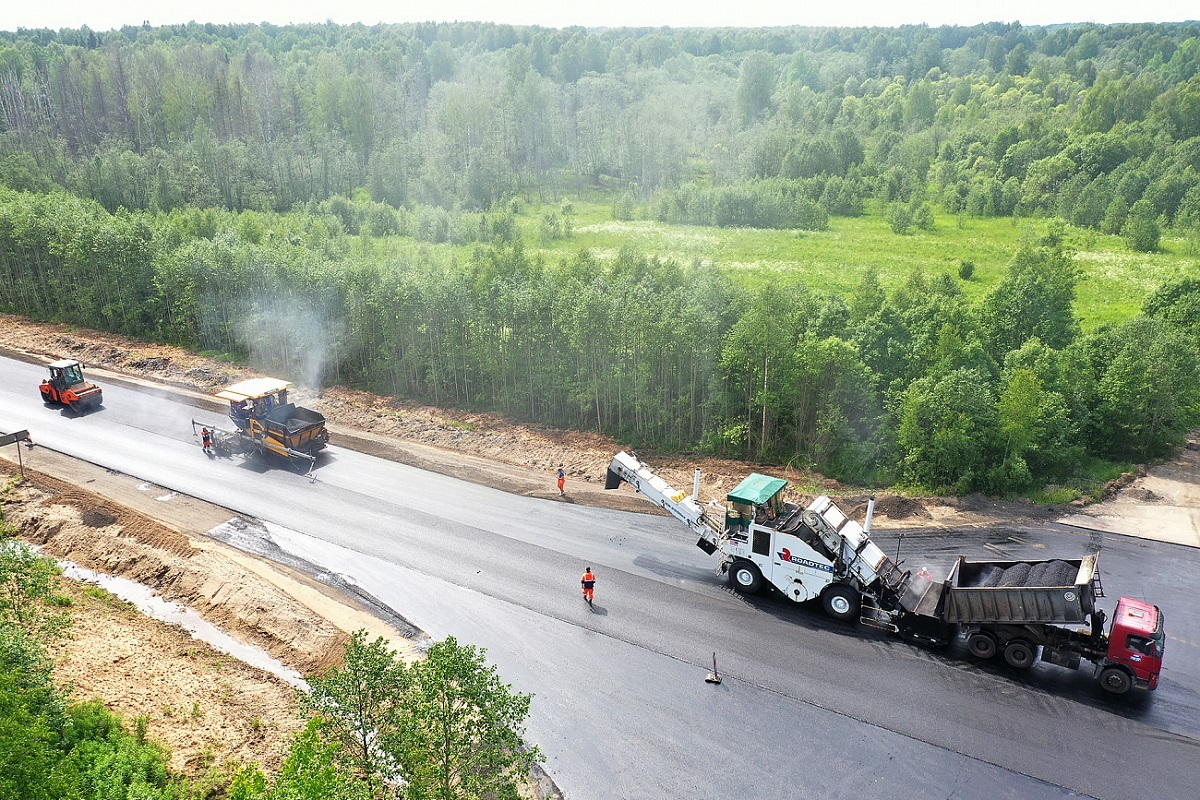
[[0, 465, 427, 777], [0, 313, 1192, 791]]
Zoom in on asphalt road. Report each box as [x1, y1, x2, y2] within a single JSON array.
[[3, 353, 1199, 800]]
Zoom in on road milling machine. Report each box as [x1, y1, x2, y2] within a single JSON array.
[[605, 451, 1163, 694]]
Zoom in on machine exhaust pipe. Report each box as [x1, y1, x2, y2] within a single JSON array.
[[692, 469, 702, 502], [864, 494, 876, 533]]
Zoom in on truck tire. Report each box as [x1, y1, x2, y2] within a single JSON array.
[[729, 561, 763, 594], [967, 632, 998, 659], [1003, 640, 1036, 669], [1099, 666, 1132, 695], [821, 584, 861, 622]]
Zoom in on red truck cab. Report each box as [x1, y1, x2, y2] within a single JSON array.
[[1101, 597, 1164, 693]]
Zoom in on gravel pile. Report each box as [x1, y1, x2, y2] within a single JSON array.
[[965, 560, 1079, 588], [997, 562, 1032, 587], [1042, 560, 1078, 586], [1027, 561, 1051, 585]]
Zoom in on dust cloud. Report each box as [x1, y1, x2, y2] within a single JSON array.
[[235, 293, 341, 392]]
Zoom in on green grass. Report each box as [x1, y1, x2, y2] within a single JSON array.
[[357, 200, 1198, 332], [508, 201, 1200, 331], [1027, 457, 1136, 505], [197, 350, 249, 365]]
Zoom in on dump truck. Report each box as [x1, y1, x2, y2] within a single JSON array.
[[195, 378, 329, 472], [897, 556, 1164, 694], [606, 450, 1164, 694], [39, 360, 103, 412]]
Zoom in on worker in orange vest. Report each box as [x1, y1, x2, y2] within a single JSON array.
[[581, 567, 596, 605]]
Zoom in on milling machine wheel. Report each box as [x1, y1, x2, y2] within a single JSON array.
[[821, 584, 861, 622], [729, 560, 763, 594]]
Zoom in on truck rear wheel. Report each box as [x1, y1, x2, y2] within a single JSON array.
[[1004, 640, 1036, 669], [966, 632, 998, 659], [1099, 666, 1132, 695], [729, 561, 763, 594], [821, 584, 860, 622]]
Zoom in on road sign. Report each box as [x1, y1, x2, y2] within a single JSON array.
[[0, 429, 30, 447]]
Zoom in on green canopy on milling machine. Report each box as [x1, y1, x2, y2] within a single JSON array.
[[727, 473, 787, 506]]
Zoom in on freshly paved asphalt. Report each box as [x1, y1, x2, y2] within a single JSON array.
[[2, 353, 1199, 800]]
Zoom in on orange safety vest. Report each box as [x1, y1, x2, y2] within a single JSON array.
[[581, 571, 596, 588]]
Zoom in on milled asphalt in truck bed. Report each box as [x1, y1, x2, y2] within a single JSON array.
[[3, 353, 1199, 800]]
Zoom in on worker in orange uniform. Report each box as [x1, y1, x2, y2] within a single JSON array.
[[581, 567, 596, 605], [557, 464, 567, 496]]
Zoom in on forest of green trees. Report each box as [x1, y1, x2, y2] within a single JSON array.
[[2, 20, 1200, 492]]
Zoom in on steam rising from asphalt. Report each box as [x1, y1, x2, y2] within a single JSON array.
[[236, 294, 341, 393]]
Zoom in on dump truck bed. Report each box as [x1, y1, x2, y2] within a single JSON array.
[[941, 555, 1098, 625]]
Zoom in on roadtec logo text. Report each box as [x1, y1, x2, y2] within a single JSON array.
[[779, 548, 834, 572]]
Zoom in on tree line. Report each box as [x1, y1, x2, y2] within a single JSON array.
[[2, 188, 1197, 492], [1, 21, 1200, 244]]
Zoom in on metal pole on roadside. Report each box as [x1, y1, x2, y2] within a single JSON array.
[[0, 429, 31, 479]]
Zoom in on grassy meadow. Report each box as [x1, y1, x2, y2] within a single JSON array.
[[498, 201, 1200, 330]]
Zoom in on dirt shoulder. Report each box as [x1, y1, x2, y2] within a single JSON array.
[[50, 575, 303, 777], [0, 462, 422, 779], [1061, 436, 1200, 548], [0, 314, 1065, 529]]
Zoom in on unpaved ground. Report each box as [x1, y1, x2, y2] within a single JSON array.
[[50, 576, 303, 777], [0, 313, 1065, 527], [1, 465, 424, 778], [1065, 436, 1200, 547], [1, 313, 1194, 791]]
